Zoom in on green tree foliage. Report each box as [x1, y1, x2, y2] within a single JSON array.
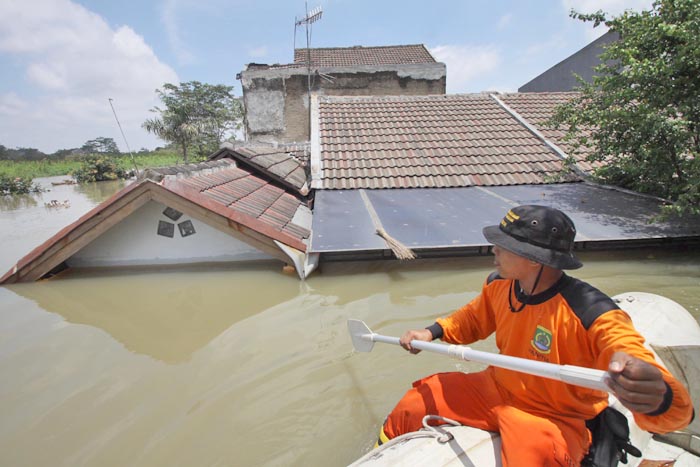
[[81, 137, 120, 154], [0, 146, 47, 161], [71, 154, 128, 183], [0, 175, 41, 195], [552, 0, 700, 216], [142, 81, 243, 163]]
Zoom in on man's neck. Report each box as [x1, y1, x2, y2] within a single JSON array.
[[519, 267, 563, 296]]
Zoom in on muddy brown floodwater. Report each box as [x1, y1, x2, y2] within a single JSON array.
[[1, 177, 698, 466]]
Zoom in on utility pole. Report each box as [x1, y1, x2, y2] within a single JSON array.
[[108, 98, 139, 176]]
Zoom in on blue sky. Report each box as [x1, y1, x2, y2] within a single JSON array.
[[0, 0, 651, 154]]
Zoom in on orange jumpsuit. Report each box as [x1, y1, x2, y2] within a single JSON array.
[[382, 273, 694, 467]]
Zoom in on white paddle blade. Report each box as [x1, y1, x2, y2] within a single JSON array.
[[348, 319, 375, 352]]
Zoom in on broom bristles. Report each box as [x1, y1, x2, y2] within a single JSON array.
[[376, 228, 416, 260]]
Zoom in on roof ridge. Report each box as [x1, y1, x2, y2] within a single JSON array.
[[212, 144, 309, 195], [294, 43, 427, 51], [498, 91, 582, 97], [318, 93, 492, 103], [139, 159, 235, 182]]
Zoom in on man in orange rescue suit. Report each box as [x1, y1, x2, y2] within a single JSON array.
[[378, 205, 693, 467]]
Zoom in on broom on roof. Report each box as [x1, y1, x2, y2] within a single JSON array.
[[359, 189, 416, 260]]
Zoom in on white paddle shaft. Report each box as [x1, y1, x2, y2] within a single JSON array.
[[351, 321, 610, 393]]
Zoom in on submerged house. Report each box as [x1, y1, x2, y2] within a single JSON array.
[[2, 44, 700, 283], [307, 92, 700, 261], [0, 156, 315, 283]]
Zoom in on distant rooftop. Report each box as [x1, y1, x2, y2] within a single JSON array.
[[293, 44, 437, 67]]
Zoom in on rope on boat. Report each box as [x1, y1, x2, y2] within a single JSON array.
[[352, 416, 463, 464], [421, 415, 462, 443]]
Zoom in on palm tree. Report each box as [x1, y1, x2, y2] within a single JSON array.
[[142, 109, 202, 163], [143, 81, 243, 163]]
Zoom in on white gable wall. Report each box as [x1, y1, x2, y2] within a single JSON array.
[[68, 200, 275, 267]]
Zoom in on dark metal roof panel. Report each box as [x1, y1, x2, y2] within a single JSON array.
[[491, 184, 698, 240], [309, 183, 700, 254], [310, 190, 386, 252]]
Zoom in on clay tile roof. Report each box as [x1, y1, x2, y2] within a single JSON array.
[[316, 94, 581, 190], [294, 44, 436, 67], [211, 143, 310, 195], [498, 92, 599, 173], [168, 161, 310, 245]]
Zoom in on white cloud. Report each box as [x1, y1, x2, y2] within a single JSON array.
[[521, 34, 569, 63], [26, 62, 68, 90], [161, 0, 195, 66], [0, 0, 93, 54], [430, 44, 502, 93], [0, 0, 179, 153], [248, 46, 269, 58], [0, 93, 28, 116], [497, 14, 513, 30]]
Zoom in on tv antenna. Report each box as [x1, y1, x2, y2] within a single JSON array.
[[294, 2, 323, 103], [108, 98, 139, 176]]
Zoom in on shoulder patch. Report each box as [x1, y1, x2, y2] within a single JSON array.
[[560, 278, 618, 329], [486, 271, 503, 285]]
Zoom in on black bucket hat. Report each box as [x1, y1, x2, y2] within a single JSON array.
[[482, 205, 582, 270]]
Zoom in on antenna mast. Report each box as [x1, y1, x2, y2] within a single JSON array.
[[108, 98, 139, 176], [294, 2, 323, 135]]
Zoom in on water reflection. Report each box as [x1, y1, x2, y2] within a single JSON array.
[[312, 256, 495, 307], [75, 179, 130, 204], [0, 250, 698, 466], [8, 262, 302, 363], [0, 193, 38, 210]]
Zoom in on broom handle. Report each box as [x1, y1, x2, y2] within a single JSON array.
[[359, 190, 416, 260], [359, 189, 385, 232]]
